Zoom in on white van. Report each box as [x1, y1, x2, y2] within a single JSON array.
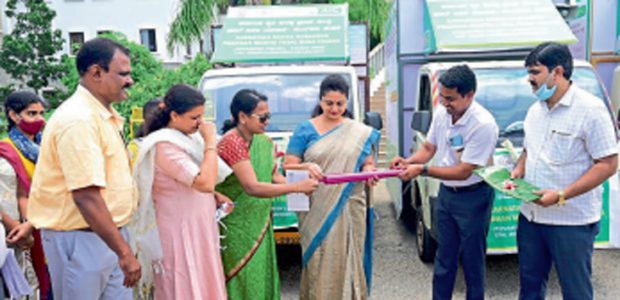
[[406, 60, 620, 262], [198, 65, 382, 244]]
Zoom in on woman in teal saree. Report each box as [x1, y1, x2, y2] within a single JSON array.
[[284, 75, 380, 300], [216, 89, 318, 300]]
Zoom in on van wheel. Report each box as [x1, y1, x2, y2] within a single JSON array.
[[416, 204, 437, 263]]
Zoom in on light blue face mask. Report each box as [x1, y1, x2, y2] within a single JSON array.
[[534, 72, 557, 101]]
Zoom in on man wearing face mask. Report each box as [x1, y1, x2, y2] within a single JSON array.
[[512, 42, 618, 300]]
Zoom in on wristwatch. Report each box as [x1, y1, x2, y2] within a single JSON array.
[[421, 164, 429, 176], [557, 190, 566, 206]]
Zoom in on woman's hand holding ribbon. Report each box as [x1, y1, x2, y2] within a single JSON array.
[[362, 163, 379, 187], [304, 162, 324, 181]]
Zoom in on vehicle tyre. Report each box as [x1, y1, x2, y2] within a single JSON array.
[[416, 203, 437, 263]]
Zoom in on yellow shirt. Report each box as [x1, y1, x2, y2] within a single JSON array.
[[28, 85, 137, 230]]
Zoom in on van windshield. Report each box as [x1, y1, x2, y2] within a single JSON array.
[[201, 73, 353, 133], [472, 66, 607, 146]]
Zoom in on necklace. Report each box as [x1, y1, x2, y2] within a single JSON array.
[[235, 127, 253, 144]]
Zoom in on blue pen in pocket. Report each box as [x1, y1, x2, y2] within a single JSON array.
[[449, 134, 464, 149], [449, 134, 464, 163]]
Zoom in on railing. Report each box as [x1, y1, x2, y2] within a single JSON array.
[[368, 42, 384, 79]]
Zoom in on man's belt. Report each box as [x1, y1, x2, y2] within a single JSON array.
[[442, 181, 486, 193], [76, 226, 122, 232]]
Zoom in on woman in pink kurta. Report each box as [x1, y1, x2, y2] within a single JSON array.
[[132, 84, 232, 300], [152, 142, 226, 300]]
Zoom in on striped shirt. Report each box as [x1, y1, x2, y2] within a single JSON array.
[[521, 85, 618, 225]]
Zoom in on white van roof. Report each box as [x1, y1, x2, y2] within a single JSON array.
[[422, 60, 593, 74], [201, 65, 358, 79]]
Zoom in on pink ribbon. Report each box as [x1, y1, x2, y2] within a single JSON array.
[[319, 169, 402, 184]]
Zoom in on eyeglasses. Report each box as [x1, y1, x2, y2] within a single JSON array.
[[252, 112, 271, 124]]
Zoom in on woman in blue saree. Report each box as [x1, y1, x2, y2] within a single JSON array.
[[284, 75, 380, 300]]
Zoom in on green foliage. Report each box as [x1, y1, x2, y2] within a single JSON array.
[[167, 0, 230, 53], [167, 0, 389, 54], [102, 32, 166, 85], [59, 55, 79, 99], [0, 0, 66, 93], [288, 0, 389, 47], [60, 32, 212, 136], [0, 85, 15, 135], [168, 54, 212, 87], [328, 0, 390, 48]]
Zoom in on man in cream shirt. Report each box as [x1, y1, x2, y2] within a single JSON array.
[[23, 38, 141, 299]]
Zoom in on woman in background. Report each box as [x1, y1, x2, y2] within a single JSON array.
[[127, 98, 162, 167], [0, 91, 52, 299]]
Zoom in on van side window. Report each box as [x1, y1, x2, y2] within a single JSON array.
[[419, 74, 432, 111]]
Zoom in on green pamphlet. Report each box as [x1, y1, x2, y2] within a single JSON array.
[[474, 167, 541, 202]]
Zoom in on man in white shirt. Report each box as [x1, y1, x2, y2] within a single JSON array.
[[392, 65, 499, 300], [512, 42, 618, 300]]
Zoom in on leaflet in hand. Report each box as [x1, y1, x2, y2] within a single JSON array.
[[286, 170, 310, 211], [474, 166, 540, 202]]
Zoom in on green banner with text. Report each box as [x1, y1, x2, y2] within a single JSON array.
[[212, 4, 348, 63], [425, 0, 577, 52]]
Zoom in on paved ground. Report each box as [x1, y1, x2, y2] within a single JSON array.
[[278, 183, 620, 299]]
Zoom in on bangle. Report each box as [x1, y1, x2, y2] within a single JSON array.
[[205, 145, 216, 151]]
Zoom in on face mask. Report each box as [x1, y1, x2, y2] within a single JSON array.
[[18, 119, 45, 135], [534, 72, 557, 101]]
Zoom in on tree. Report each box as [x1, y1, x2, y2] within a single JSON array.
[[167, 0, 230, 53], [167, 0, 389, 53], [61, 32, 212, 136], [309, 0, 390, 48], [0, 0, 66, 94]]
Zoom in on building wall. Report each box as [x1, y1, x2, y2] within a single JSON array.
[[3, 0, 202, 64]]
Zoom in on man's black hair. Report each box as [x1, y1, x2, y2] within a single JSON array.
[[439, 65, 477, 97], [76, 38, 130, 76], [524, 42, 573, 80]]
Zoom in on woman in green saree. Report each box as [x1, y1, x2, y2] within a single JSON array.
[[216, 89, 318, 300], [284, 75, 381, 300]]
